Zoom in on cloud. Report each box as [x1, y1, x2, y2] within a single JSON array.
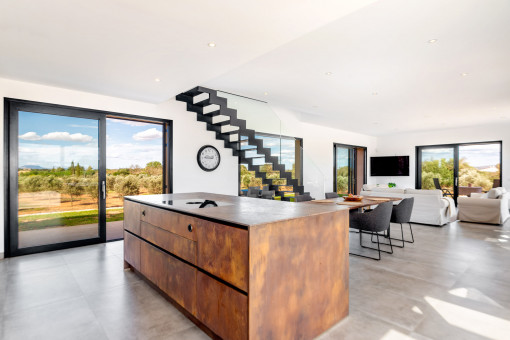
[[107, 143, 162, 168], [18, 142, 99, 169], [19, 132, 42, 141], [69, 124, 98, 129], [41, 132, 94, 143], [109, 119, 152, 127], [133, 128, 162, 141], [20, 131, 94, 143]]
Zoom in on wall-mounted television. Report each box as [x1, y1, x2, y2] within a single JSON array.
[[370, 156, 409, 176]]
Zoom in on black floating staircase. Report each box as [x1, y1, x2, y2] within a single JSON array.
[[176, 86, 305, 200]]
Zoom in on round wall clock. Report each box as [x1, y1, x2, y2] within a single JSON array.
[[197, 145, 221, 172]]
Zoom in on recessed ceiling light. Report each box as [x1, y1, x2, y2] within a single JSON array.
[[325, 72, 332, 76], [154, 78, 160, 82], [428, 39, 438, 43], [461, 72, 469, 76], [264, 92, 268, 96], [208, 42, 216, 47], [372, 92, 378, 95]]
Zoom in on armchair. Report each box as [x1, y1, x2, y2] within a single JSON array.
[[458, 188, 509, 224]]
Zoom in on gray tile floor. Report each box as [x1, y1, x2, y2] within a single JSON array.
[[1, 219, 509, 340]]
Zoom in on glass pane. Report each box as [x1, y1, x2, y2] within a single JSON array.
[[106, 118, 163, 241], [459, 143, 501, 195], [420, 148, 454, 191], [18, 111, 99, 248], [239, 134, 300, 198], [336, 147, 350, 195]]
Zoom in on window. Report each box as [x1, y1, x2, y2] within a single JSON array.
[[5, 98, 172, 256], [334, 143, 367, 195], [417, 141, 502, 200], [239, 133, 303, 195]]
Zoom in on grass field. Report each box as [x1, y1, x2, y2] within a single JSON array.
[[18, 208, 124, 231]]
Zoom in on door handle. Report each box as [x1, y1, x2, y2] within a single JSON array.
[[102, 180, 106, 199]]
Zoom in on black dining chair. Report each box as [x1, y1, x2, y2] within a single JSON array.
[[260, 190, 275, 200], [325, 192, 339, 199], [433, 178, 453, 197], [379, 198, 415, 248], [294, 194, 313, 202], [349, 201, 393, 260], [247, 186, 260, 198]]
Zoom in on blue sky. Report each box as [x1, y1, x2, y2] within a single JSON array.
[[422, 144, 501, 167], [106, 118, 162, 169], [336, 147, 349, 169], [18, 112, 162, 169]]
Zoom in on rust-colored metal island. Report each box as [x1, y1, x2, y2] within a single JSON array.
[[123, 193, 349, 340]]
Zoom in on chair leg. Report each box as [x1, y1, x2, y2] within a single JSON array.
[[360, 231, 393, 254], [405, 223, 415, 243], [376, 233, 381, 260], [349, 230, 382, 260], [388, 230, 393, 254], [372, 223, 404, 248]]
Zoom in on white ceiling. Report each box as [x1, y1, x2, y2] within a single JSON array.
[[205, 0, 510, 135], [0, 0, 375, 102], [1, 0, 509, 136]]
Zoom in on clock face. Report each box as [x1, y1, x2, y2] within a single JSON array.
[[197, 145, 220, 171]]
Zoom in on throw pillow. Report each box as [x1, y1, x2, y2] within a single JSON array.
[[487, 188, 502, 199]]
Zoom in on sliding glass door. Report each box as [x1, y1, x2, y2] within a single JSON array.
[[417, 141, 502, 201], [334, 143, 367, 195], [105, 117, 165, 241], [6, 99, 172, 257], [418, 146, 455, 196], [458, 144, 502, 196], [8, 102, 106, 255]]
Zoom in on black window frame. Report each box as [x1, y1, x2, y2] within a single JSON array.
[[4, 98, 173, 257], [333, 143, 367, 195], [416, 140, 502, 202], [238, 132, 303, 194]]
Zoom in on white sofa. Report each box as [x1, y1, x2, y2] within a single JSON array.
[[360, 186, 456, 226], [458, 187, 509, 224]]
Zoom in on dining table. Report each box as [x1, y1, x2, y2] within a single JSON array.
[[311, 196, 403, 238], [311, 195, 403, 210]]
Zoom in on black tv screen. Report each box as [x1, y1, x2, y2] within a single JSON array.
[[370, 156, 409, 176]]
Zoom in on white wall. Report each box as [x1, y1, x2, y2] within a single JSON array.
[[271, 106, 378, 199], [0, 77, 238, 255], [374, 124, 510, 190], [0, 77, 405, 257]]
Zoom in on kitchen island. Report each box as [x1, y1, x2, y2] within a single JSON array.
[[123, 192, 349, 340]]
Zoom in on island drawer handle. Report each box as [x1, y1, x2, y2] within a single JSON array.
[[142, 210, 146, 216], [188, 224, 193, 232]]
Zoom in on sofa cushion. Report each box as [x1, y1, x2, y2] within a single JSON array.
[[371, 187, 405, 194], [362, 184, 379, 191], [405, 189, 442, 196], [496, 186, 507, 194], [488, 188, 503, 199]]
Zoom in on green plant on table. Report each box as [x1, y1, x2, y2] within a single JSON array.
[[388, 182, 396, 188]]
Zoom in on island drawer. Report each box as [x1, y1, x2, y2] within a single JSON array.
[[140, 241, 197, 315], [124, 200, 141, 235], [197, 220, 248, 292], [123, 231, 141, 271], [139, 204, 198, 241], [141, 221, 197, 265], [196, 271, 248, 340]]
